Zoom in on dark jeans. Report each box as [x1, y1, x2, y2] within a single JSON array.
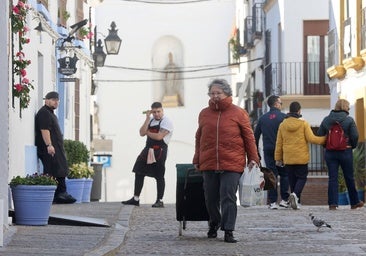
[[286, 164, 308, 203], [325, 149, 359, 206], [202, 171, 241, 231], [263, 150, 289, 203], [134, 173, 165, 200]]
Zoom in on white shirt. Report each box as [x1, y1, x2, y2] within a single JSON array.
[[149, 116, 173, 144]]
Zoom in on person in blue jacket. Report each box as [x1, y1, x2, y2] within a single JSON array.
[[317, 99, 363, 210], [254, 95, 289, 209]]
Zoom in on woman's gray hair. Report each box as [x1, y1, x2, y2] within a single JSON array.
[[208, 79, 232, 96]]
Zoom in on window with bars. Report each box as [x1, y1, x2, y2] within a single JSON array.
[[328, 28, 336, 67], [308, 127, 327, 175], [343, 17, 352, 59]]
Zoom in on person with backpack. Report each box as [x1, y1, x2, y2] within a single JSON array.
[[275, 102, 326, 210], [317, 99, 363, 210]]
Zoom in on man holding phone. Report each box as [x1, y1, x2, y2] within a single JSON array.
[[122, 102, 173, 207]]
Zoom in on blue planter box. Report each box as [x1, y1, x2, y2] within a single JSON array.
[[66, 178, 85, 203], [338, 191, 349, 205], [338, 190, 364, 205]]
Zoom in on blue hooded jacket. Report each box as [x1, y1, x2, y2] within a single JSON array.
[[254, 107, 286, 151]]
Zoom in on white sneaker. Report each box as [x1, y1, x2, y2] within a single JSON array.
[[279, 200, 289, 208], [288, 193, 298, 210], [269, 202, 278, 209]]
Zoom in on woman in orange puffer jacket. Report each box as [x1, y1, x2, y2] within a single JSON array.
[[193, 78, 259, 243]]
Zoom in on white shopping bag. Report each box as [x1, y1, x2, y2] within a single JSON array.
[[238, 165, 265, 207]]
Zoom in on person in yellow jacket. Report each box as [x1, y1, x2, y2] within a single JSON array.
[[275, 102, 326, 210]]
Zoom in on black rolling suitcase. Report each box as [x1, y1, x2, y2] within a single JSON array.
[[176, 164, 209, 236]]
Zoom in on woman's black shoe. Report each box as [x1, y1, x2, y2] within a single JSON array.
[[207, 223, 219, 238], [224, 231, 237, 243]]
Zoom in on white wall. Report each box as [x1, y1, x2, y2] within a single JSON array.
[[95, 0, 235, 203], [0, 0, 9, 229], [8, 1, 93, 183]]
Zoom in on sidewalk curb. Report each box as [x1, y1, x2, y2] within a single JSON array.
[[85, 205, 134, 256]]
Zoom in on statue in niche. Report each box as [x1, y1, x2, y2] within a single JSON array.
[[161, 52, 183, 107]]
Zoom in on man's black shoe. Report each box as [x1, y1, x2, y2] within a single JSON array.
[[122, 197, 140, 206], [224, 231, 237, 243], [152, 200, 164, 208], [53, 192, 76, 204], [207, 223, 220, 238]]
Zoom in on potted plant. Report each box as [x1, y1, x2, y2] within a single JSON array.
[[64, 140, 91, 203], [10, 173, 57, 225], [69, 163, 95, 203], [65, 163, 86, 204], [338, 142, 366, 205], [338, 169, 349, 205], [353, 142, 366, 201], [64, 139, 89, 166]]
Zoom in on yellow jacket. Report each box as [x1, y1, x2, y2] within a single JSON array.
[[275, 116, 326, 165]]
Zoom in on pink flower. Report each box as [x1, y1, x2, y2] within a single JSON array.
[[23, 26, 29, 32], [17, 1, 25, 8], [21, 77, 29, 84], [16, 51, 25, 58], [20, 69, 26, 77], [14, 84, 23, 92], [13, 6, 20, 14], [25, 38, 30, 43], [86, 31, 94, 39]]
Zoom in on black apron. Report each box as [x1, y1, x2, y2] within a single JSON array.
[[132, 119, 168, 178]]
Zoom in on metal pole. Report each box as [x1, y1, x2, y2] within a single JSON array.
[[104, 167, 107, 202]]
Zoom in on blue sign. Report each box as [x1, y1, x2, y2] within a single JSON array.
[[93, 155, 111, 168]]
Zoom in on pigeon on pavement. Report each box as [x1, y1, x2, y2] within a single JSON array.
[[309, 213, 332, 232]]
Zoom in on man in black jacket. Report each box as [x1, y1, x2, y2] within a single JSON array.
[[35, 91, 76, 204]]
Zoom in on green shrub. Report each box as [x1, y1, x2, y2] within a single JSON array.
[[10, 173, 58, 186], [64, 139, 89, 166], [353, 142, 366, 190]]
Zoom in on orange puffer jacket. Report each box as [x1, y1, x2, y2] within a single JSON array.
[[193, 96, 259, 173]]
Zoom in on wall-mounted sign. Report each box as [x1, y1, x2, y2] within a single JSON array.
[[60, 77, 77, 82], [58, 54, 78, 76], [93, 154, 112, 168]]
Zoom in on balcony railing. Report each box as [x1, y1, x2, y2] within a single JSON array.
[[244, 17, 254, 48], [252, 3, 263, 40], [264, 61, 330, 96]]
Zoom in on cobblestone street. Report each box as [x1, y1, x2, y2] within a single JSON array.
[[116, 204, 366, 256]]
